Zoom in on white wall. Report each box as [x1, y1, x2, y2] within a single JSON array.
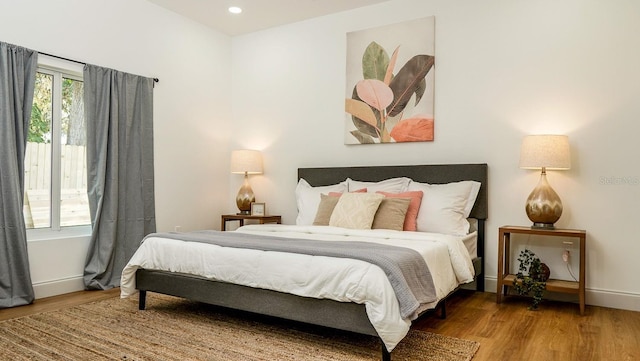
[[231, 0, 640, 311], [0, 0, 233, 298]]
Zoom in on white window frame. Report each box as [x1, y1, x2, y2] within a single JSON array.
[[26, 57, 91, 241]]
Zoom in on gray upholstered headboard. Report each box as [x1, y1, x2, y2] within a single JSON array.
[[298, 163, 488, 220]]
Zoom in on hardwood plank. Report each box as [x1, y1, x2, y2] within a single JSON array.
[[0, 288, 120, 321], [414, 290, 640, 361]]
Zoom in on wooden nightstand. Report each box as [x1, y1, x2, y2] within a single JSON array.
[[496, 225, 586, 315], [221, 214, 282, 231]]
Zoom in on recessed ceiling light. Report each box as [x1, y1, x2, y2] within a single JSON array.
[[228, 6, 242, 14]]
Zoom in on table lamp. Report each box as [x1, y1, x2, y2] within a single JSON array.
[[519, 135, 571, 229], [231, 149, 263, 214]]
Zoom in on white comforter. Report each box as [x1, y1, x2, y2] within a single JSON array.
[[120, 224, 475, 351]]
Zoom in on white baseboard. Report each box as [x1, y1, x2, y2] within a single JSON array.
[[33, 276, 85, 299], [484, 277, 640, 312]]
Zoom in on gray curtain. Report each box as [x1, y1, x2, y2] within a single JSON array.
[[0, 42, 37, 307], [83, 64, 156, 290]]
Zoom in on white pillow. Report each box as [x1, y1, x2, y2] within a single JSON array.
[[346, 177, 411, 193], [464, 182, 481, 217], [329, 192, 385, 229], [295, 178, 347, 225], [407, 180, 481, 236]]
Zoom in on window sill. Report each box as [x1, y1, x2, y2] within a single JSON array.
[[27, 225, 92, 242]]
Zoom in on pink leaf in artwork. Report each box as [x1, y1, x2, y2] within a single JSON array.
[[390, 117, 434, 142], [356, 79, 394, 112], [384, 46, 400, 85]]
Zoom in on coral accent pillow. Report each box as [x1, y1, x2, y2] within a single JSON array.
[[376, 191, 424, 231], [329, 193, 384, 230]]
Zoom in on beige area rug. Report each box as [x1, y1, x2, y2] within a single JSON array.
[[0, 293, 479, 361]]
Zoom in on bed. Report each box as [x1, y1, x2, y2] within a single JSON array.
[[121, 163, 488, 361]]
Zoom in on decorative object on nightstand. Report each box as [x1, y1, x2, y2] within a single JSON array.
[[231, 149, 263, 215], [519, 134, 571, 229], [250, 202, 265, 216], [512, 249, 548, 310]]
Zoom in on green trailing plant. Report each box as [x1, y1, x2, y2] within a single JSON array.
[[513, 249, 547, 310]]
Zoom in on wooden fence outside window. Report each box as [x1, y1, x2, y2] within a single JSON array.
[[23, 142, 91, 228]]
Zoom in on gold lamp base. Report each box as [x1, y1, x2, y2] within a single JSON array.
[[236, 173, 255, 215], [525, 169, 563, 229]]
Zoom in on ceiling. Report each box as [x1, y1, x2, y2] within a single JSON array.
[[145, 0, 390, 36]]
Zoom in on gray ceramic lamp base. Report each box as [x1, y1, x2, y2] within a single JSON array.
[[525, 171, 563, 229]]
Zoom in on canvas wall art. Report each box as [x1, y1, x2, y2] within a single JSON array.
[[345, 17, 435, 144]]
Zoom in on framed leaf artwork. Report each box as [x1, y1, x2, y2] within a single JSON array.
[[345, 17, 435, 144]]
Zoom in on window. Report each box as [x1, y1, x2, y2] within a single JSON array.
[[23, 66, 91, 231]]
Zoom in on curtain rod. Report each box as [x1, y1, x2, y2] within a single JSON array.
[[39, 51, 159, 83]]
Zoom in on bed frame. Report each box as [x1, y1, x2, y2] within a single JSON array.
[[135, 163, 488, 361]]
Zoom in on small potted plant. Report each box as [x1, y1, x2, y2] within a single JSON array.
[[512, 249, 549, 310]]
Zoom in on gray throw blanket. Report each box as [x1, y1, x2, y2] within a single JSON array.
[[143, 230, 437, 320]]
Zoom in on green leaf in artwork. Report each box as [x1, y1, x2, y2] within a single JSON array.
[[386, 55, 434, 117], [362, 41, 389, 81], [352, 116, 380, 139], [350, 130, 376, 144], [349, 86, 380, 138]]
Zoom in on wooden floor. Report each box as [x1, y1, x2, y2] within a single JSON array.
[[0, 288, 121, 322], [2, 289, 639, 360], [414, 290, 640, 361]]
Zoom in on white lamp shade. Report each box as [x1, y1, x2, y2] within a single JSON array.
[[231, 150, 263, 174], [519, 135, 571, 170]]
